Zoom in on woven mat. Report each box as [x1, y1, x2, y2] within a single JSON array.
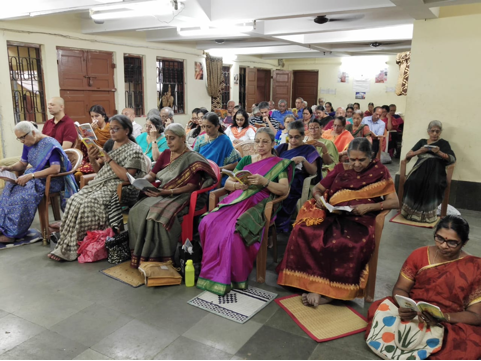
[[0, 229, 42, 250], [275, 295, 367, 342], [390, 212, 440, 229], [100, 261, 145, 288]]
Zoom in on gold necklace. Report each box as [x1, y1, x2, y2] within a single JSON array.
[[208, 133, 219, 143]]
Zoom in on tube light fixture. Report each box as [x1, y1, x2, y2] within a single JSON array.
[[178, 24, 253, 37], [90, 0, 180, 21]]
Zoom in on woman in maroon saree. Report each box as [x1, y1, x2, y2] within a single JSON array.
[[365, 215, 481, 360], [277, 138, 399, 305]]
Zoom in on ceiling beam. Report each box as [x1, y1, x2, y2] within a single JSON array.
[[390, 0, 439, 20], [196, 40, 288, 50], [261, 52, 347, 60], [145, 28, 251, 42]]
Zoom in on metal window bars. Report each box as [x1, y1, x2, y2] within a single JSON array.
[[124, 55, 144, 116], [156, 59, 185, 114]]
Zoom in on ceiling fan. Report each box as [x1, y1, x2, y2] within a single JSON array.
[[313, 14, 364, 24]]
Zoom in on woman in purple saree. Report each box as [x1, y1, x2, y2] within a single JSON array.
[[197, 128, 294, 296]]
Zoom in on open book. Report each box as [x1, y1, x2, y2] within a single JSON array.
[[126, 173, 161, 193], [423, 145, 437, 149], [0, 170, 17, 183], [221, 169, 252, 185], [395, 295, 446, 321], [74, 122, 105, 157], [320, 196, 353, 213]]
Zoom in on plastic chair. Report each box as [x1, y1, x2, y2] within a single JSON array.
[[38, 149, 83, 245], [375, 129, 388, 160], [398, 159, 455, 218], [296, 174, 316, 212], [235, 140, 256, 157], [180, 160, 221, 245]]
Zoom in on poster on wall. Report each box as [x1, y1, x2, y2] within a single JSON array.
[[355, 92, 366, 99], [375, 68, 388, 83], [353, 78, 370, 92], [338, 71, 349, 83], [194, 61, 204, 80]]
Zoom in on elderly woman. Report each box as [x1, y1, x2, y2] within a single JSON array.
[[0, 121, 77, 243], [49, 115, 146, 261], [275, 114, 296, 145], [305, 118, 338, 178], [136, 115, 167, 162], [277, 138, 399, 305], [129, 124, 217, 267], [275, 121, 321, 233], [365, 215, 481, 360], [197, 128, 294, 295], [322, 116, 354, 161], [401, 120, 455, 223], [225, 109, 256, 145], [346, 110, 372, 139]]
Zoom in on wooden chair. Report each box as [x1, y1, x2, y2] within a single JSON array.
[[398, 159, 455, 218], [235, 140, 256, 157], [38, 148, 83, 245], [209, 186, 290, 283]]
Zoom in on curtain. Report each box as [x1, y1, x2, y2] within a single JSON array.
[[206, 53, 223, 99], [396, 51, 411, 96]]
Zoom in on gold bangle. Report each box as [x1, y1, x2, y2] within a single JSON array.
[[447, 313, 451, 322]]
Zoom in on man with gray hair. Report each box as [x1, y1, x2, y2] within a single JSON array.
[[294, 97, 304, 120], [160, 107, 174, 127], [121, 107, 142, 138], [271, 99, 293, 129], [249, 101, 279, 132]]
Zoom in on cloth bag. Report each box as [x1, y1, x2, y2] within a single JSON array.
[[138, 261, 182, 287], [366, 299, 444, 360], [77, 228, 114, 263], [105, 230, 130, 264]]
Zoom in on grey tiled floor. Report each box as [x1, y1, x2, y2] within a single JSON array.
[[1, 160, 480, 360]]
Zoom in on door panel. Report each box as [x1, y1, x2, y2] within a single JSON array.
[[58, 48, 88, 90], [272, 70, 292, 108], [245, 68, 257, 110], [89, 91, 116, 116], [292, 71, 318, 108], [60, 90, 90, 124], [256, 69, 270, 104], [87, 51, 115, 90]]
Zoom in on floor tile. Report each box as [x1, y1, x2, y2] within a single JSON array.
[[249, 298, 280, 324], [0, 314, 45, 355], [50, 303, 133, 347], [0, 329, 87, 360], [0, 310, 8, 320], [73, 348, 112, 360], [236, 325, 317, 360], [91, 319, 179, 360], [309, 332, 375, 360], [183, 314, 263, 355], [153, 336, 232, 360], [264, 307, 311, 339]]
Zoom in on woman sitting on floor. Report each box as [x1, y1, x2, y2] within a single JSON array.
[[129, 124, 217, 268], [0, 121, 77, 243], [401, 120, 455, 223], [365, 215, 481, 360], [322, 116, 354, 161], [304, 118, 338, 178], [346, 110, 371, 139], [277, 138, 399, 305], [136, 115, 168, 162], [49, 115, 146, 261], [275, 121, 321, 233], [224, 108, 256, 145], [197, 127, 294, 295]]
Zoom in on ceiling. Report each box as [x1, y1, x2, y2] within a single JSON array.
[[2, 0, 481, 59]]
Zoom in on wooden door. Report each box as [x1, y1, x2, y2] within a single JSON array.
[[292, 70, 318, 109], [59, 90, 90, 123], [245, 67, 257, 110], [256, 69, 270, 104], [58, 48, 88, 90], [272, 70, 292, 108], [87, 51, 115, 90]]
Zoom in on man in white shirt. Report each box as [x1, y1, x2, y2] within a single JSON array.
[[361, 106, 385, 155], [121, 108, 142, 138]]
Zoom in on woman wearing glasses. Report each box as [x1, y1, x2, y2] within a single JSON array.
[[305, 118, 338, 178], [0, 121, 77, 243], [136, 115, 167, 162], [321, 116, 354, 162], [49, 115, 147, 261], [401, 120, 455, 223], [365, 215, 481, 360]]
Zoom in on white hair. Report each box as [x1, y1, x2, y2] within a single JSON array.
[[14, 121, 35, 134], [161, 107, 175, 119], [165, 123, 186, 137]]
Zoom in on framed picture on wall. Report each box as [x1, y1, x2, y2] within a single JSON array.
[[194, 61, 204, 80], [355, 92, 366, 99], [375, 68, 388, 83]]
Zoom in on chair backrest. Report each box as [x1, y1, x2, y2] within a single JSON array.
[[235, 140, 256, 157], [64, 148, 83, 172], [143, 155, 152, 172], [207, 160, 221, 188]]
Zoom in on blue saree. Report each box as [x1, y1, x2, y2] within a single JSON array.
[[0, 137, 77, 238]]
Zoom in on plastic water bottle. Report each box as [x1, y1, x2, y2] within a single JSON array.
[[185, 259, 195, 287]]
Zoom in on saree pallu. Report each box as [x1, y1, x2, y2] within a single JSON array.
[[277, 161, 395, 300], [228, 125, 256, 140], [365, 247, 481, 360], [0, 137, 77, 238], [51, 142, 146, 261], [322, 129, 354, 153], [274, 143, 321, 233], [197, 157, 294, 296], [401, 139, 455, 223], [305, 137, 339, 178], [129, 151, 217, 268]]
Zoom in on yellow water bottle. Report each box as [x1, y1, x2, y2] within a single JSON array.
[[185, 259, 195, 287]]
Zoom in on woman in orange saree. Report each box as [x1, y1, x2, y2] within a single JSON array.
[[365, 215, 481, 360], [277, 138, 399, 305], [322, 116, 354, 162]]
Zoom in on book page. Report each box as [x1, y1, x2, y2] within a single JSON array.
[[79, 123, 97, 141], [394, 295, 420, 312], [417, 302, 446, 321], [0, 170, 17, 182]]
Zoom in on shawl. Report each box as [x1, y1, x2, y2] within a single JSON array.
[[322, 129, 354, 152], [229, 125, 256, 139], [346, 123, 371, 138], [94, 122, 111, 146], [276, 143, 323, 183]]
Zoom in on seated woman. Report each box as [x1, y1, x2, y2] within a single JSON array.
[[325, 102, 335, 117], [74, 105, 111, 182], [197, 127, 294, 295], [346, 110, 371, 139], [129, 124, 217, 268], [136, 115, 168, 162], [305, 118, 338, 178], [301, 107, 314, 131], [365, 215, 481, 360], [277, 138, 399, 305], [194, 112, 241, 185], [48, 115, 147, 261], [401, 120, 455, 223], [187, 108, 208, 148], [224, 109, 256, 145], [0, 121, 77, 243], [185, 107, 200, 134], [275, 121, 321, 233], [322, 116, 354, 162], [364, 102, 374, 117], [275, 114, 296, 145]]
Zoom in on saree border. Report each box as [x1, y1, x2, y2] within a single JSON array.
[[196, 277, 248, 296], [330, 178, 395, 206]]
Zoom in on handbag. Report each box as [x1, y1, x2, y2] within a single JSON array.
[[138, 261, 182, 287], [105, 229, 130, 264], [77, 228, 114, 263], [173, 239, 202, 280], [366, 299, 444, 360]]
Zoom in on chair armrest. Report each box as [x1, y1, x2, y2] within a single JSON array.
[[264, 188, 290, 221], [209, 188, 229, 211], [117, 182, 130, 201], [80, 174, 97, 189], [44, 169, 77, 198]]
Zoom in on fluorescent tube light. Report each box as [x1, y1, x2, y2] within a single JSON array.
[[178, 24, 253, 37]]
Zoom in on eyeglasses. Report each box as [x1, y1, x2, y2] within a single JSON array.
[[160, 115, 169, 119], [254, 140, 272, 144], [434, 234, 461, 248], [429, 129, 441, 134], [110, 127, 122, 133], [16, 132, 31, 142], [289, 135, 302, 140]]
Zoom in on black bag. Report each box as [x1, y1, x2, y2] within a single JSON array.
[[173, 239, 203, 280], [105, 230, 130, 264]]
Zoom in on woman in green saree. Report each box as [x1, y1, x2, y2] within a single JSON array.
[[304, 118, 338, 178]]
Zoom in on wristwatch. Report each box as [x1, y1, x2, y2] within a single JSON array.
[[31, 173, 35, 179]]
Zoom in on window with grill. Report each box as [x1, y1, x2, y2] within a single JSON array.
[[239, 67, 246, 109], [8, 43, 46, 124], [124, 55, 144, 116], [156, 58, 185, 114], [221, 66, 231, 109]]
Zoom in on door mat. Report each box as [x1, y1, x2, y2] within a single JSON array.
[[390, 212, 440, 229], [0, 229, 42, 250], [100, 261, 145, 288]]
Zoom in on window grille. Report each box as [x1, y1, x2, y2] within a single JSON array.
[[221, 66, 231, 109], [239, 67, 246, 109], [124, 55, 144, 116], [156, 59, 185, 114]]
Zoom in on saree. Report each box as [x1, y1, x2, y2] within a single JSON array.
[[365, 247, 481, 360], [274, 143, 322, 233], [136, 132, 168, 161], [129, 151, 217, 268], [51, 142, 146, 261], [197, 156, 294, 295], [322, 129, 354, 152], [401, 139, 455, 223], [75, 123, 111, 180], [0, 137, 77, 238], [345, 123, 371, 138], [277, 160, 395, 300], [305, 137, 339, 178]]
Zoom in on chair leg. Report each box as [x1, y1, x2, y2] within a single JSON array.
[[51, 195, 61, 221], [37, 197, 49, 246], [272, 225, 278, 263], [256, 226, 269, 283]]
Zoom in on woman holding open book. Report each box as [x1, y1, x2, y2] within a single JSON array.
[[277, 138, 399, 305], [365, 216, 481, 360], [197, 127, 294, 296]]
